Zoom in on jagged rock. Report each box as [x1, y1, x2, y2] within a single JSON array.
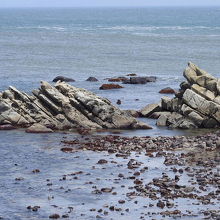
[[183, 89, 215, 116], [124, 110, 140, 118], [161, 97, 172, 111], [86, 77, 98, 82], [140, 103, 161, 117], [26, 123, 53, 133], [99, 84, 124, 90], [191, 84, 215, 101], [0, 81, 152, 132], [167, 113, 197, 129], [156, 114, 169, 126], [53, 76, 75, 82], [149, 111, 171, 119]]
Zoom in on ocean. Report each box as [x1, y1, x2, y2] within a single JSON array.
[[0, 7, 220, 220], [1, 7, 220, 134]]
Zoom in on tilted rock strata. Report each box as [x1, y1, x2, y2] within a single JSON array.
[[156, 62, 220, 129], [0, 81, 152, 131]]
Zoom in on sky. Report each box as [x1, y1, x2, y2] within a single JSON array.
[[0, 0, 220, 8]]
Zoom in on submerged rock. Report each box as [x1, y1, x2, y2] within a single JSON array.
[[26, 123, 53, 133], [86, 77, 98, 82], [159, 87, 176, 94], [0, 81, 151, 132], [99, 84, 124, 90], [123, 76, 157, 84], [107, 77, 128, 82], [52, 76, 75, 82]]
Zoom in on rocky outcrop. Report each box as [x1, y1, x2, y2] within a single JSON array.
[[0, 81, 152, 132], [156, 62, 220, 129]]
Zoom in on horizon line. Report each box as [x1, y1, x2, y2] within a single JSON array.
[[0, 5, 220, 9]]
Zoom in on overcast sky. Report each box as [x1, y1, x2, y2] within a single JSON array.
[[0, 0, 220, 8]]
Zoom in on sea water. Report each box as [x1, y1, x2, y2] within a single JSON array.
[[0, 7, 220, 219]]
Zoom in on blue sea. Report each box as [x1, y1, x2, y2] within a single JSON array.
[[0, 7, 220, 133], [0, 7, 220, 220], [0, 7, 220, 102]]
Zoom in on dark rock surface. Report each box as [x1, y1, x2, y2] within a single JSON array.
[[52, 76, 75, 82], [123, 76, 157, 84], [86, 77, 99, 82]]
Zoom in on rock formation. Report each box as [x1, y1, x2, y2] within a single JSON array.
[[0, 81, 152, 132], [155, 62, 220, 129]]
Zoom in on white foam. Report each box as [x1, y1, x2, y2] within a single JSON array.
[[99, 25, 220, 32]]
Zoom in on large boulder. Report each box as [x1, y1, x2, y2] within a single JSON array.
[[140, 103, 161, 117]]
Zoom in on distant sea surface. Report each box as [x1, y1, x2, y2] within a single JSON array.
[[0, 7, 220, 135]]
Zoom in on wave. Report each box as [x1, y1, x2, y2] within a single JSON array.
[[99, 25, 220, 32], [15, 25, 220, 34], [17, 26, 67, 31]]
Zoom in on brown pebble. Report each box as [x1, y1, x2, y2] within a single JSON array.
[[97, 159, 108, 164], [118, 200, 125, 204], [32, 169, 40, 173], [49, 214, 60, 219], [109, 206, 115, 211]]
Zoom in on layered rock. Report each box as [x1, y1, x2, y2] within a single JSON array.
[[0, 81, 152, 132], [156, 62, 220, 129]]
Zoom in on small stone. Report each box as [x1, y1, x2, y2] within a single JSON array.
[[118, 200, 125, 204], [49, 214, 60, 219], [97, 159, 108, 164]]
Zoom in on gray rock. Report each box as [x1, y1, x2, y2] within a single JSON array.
[[161, 97, 172, 111], [156, 114, 169, 126], [140, 103, 161, 117], [149, 111, 171, 119], [0, 81, 152, 131], [26, 123, 53, 133]]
